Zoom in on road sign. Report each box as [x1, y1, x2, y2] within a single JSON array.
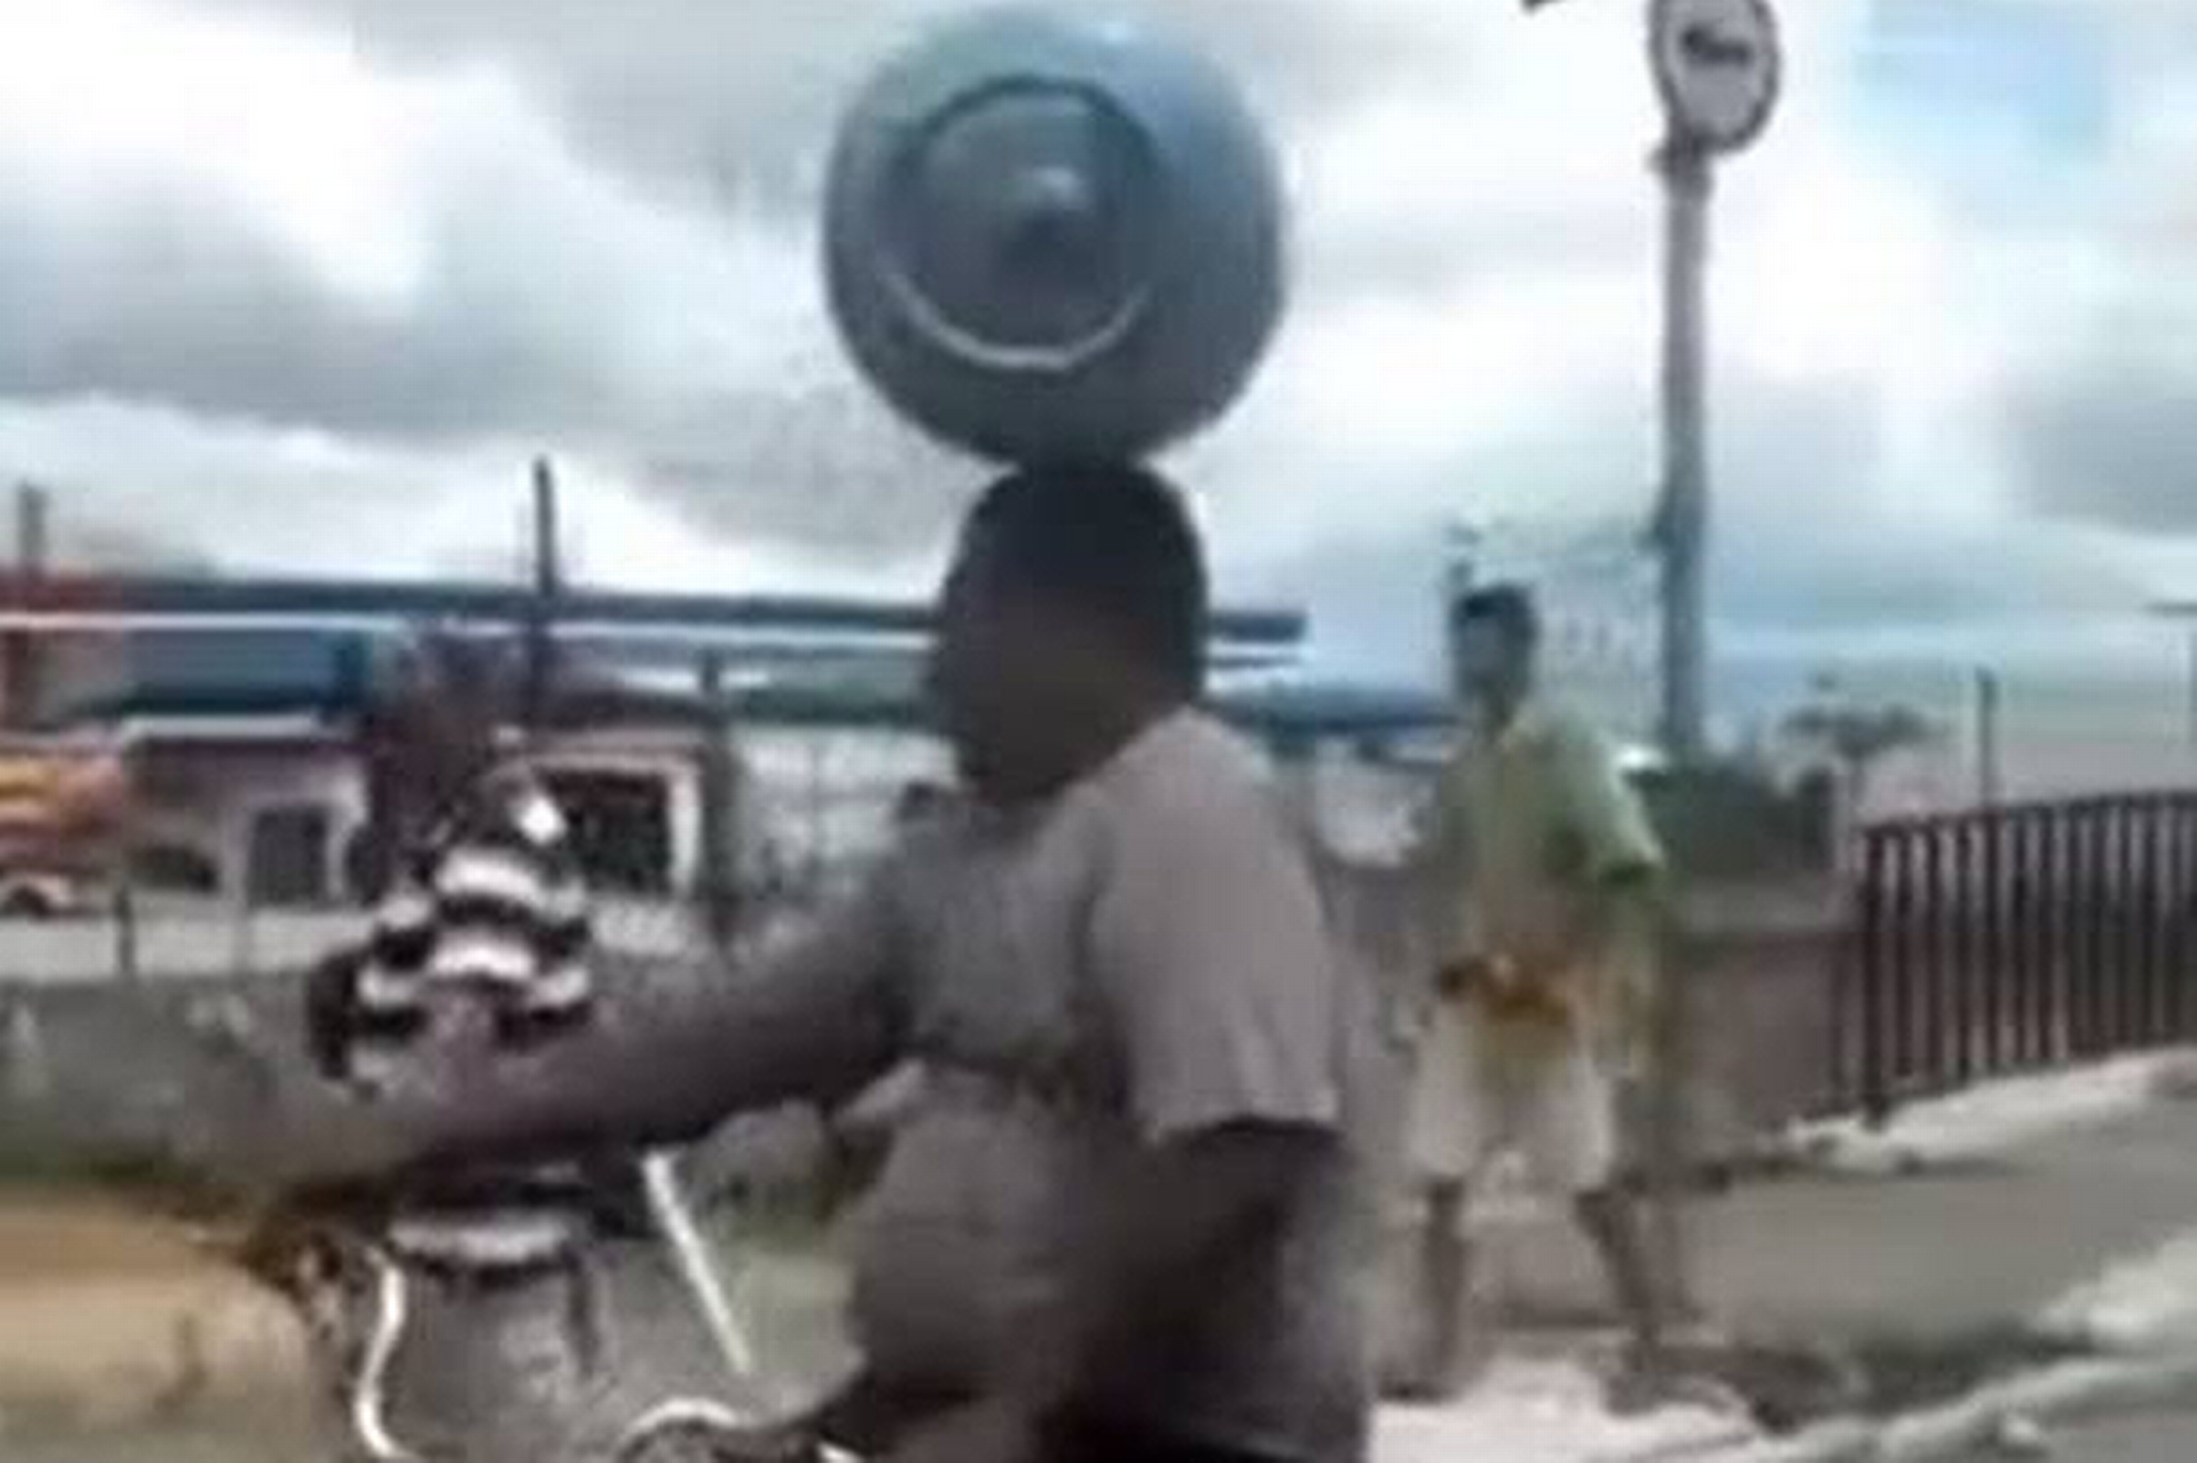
[[1650, 0, 1781, 153]]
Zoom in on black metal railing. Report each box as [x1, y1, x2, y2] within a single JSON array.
[[1837, 794, 2197, 1120]]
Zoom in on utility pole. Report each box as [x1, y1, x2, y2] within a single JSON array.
[[1974, 666, 2002, 809], [525, 456, 561, 733], [2179, 628, 2197, 746], [1438, 517, 1481, 686], [5, 483, 48, 729], [2141, 605, 2197, 752], [16, 482, 48, 575], [1441, 517, 1481, 605], [1526, 0, 1781, 765], [695, 651, 739, 953]]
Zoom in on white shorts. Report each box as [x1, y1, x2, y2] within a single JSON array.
[[1405, 999, 1617, 1196]]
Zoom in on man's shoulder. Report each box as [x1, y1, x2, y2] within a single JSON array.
[[1520, 699, 1603, 743], [1504, 702, 1620, 771], [1098, 708, 1281, 826]]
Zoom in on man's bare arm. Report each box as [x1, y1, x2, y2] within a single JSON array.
[[415, 948, 901, 1170], [263, 897, 906, 1190]]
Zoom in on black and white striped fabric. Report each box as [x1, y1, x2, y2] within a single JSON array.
[[327, 763, 617, 1268], [351, 764, 594, 1044]]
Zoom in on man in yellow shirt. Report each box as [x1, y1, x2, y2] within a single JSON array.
[[1397, 583, 1669, 1405]]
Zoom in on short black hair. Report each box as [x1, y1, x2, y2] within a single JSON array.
[[362, 629, 509, 742], [960, 461, 1209, 692], [1449, 582, 1540, 648], [894, 779, 952, 825]]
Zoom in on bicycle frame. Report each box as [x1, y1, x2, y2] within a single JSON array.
[[303, 1148, 858, 1463]]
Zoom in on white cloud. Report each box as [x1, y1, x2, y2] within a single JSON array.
[[0, 0, 449, 305], [543, 464, 939, 598], [2, 0, 2194, 694], [0, 396, 931, 599], [0, 0, 823, 426]]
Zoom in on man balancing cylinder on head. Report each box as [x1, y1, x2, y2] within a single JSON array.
[[1393, 583, 1673, 1408], [237, 463, 1373, 1463]]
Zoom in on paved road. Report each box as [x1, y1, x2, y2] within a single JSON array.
[[1957, 1388, 2197, 1462], [1481, 1099, 2197, 1351]]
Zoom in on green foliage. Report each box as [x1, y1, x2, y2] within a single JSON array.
[[1782, 702, 1938, 770], [1635, 762, 1834, 879]]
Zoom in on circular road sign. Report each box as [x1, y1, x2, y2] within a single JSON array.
[[1650, 0, 1781, 153]]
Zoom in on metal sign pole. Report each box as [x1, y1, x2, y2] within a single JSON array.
[[525, 456, 560, 738], [1644, 0, 1780, 762], [1532, 0, 1780, 760], [1656, 138, 1714, 764]]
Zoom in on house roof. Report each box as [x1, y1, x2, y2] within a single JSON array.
[[18, 571, 1455, 749], [0, 571, 1303, 658], [65, 666, 1452, 746]]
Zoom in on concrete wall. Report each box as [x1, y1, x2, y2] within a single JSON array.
[[0, 896, 716, 986], [0, 951, 729, 1187], [0, 855, 1852, 1192], [0, 909, 353, 986], [1675, 881, 1850, 1146], [1306, 854, 1851, 1167]]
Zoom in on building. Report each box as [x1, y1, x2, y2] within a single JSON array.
[[0, 571, 1450, 944]]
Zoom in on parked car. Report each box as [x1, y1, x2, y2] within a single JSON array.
[[0, 864, 103, 919]]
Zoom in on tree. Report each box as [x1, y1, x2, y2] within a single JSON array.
[[1782, 684, 1939, 852]]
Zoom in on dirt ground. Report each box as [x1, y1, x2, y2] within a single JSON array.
[[0, 1188, 312, 1448], [0, 1426, 294, 1463], [0, 1184, 857, 1459], [0, 1192, 244, 1278]]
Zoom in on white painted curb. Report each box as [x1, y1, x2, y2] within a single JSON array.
[[1659, 1350, 2197, 1463], [1782, 1049, 2197, 1179]]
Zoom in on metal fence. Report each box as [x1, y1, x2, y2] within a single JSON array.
[[1837, 793, 2197, 1120]]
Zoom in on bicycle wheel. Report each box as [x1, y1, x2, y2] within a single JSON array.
[[609, 1397, 829, 1463]]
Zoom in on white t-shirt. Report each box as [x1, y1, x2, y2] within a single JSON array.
[[777, 710, 1372, 1461]]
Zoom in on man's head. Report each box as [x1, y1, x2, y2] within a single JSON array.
[[363, 631, 508, 818], [1447, 583, 1539, 728], [929, 461, 1208, 805], [893, 779, 953, 829]]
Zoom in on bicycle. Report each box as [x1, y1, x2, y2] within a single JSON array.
[[252, 1148, 861, 1463]]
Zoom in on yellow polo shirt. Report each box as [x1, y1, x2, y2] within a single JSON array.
[[1433, 699, 1665, 1054]]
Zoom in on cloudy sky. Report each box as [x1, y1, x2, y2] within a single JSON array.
[[3, 0, 2195, 715]]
